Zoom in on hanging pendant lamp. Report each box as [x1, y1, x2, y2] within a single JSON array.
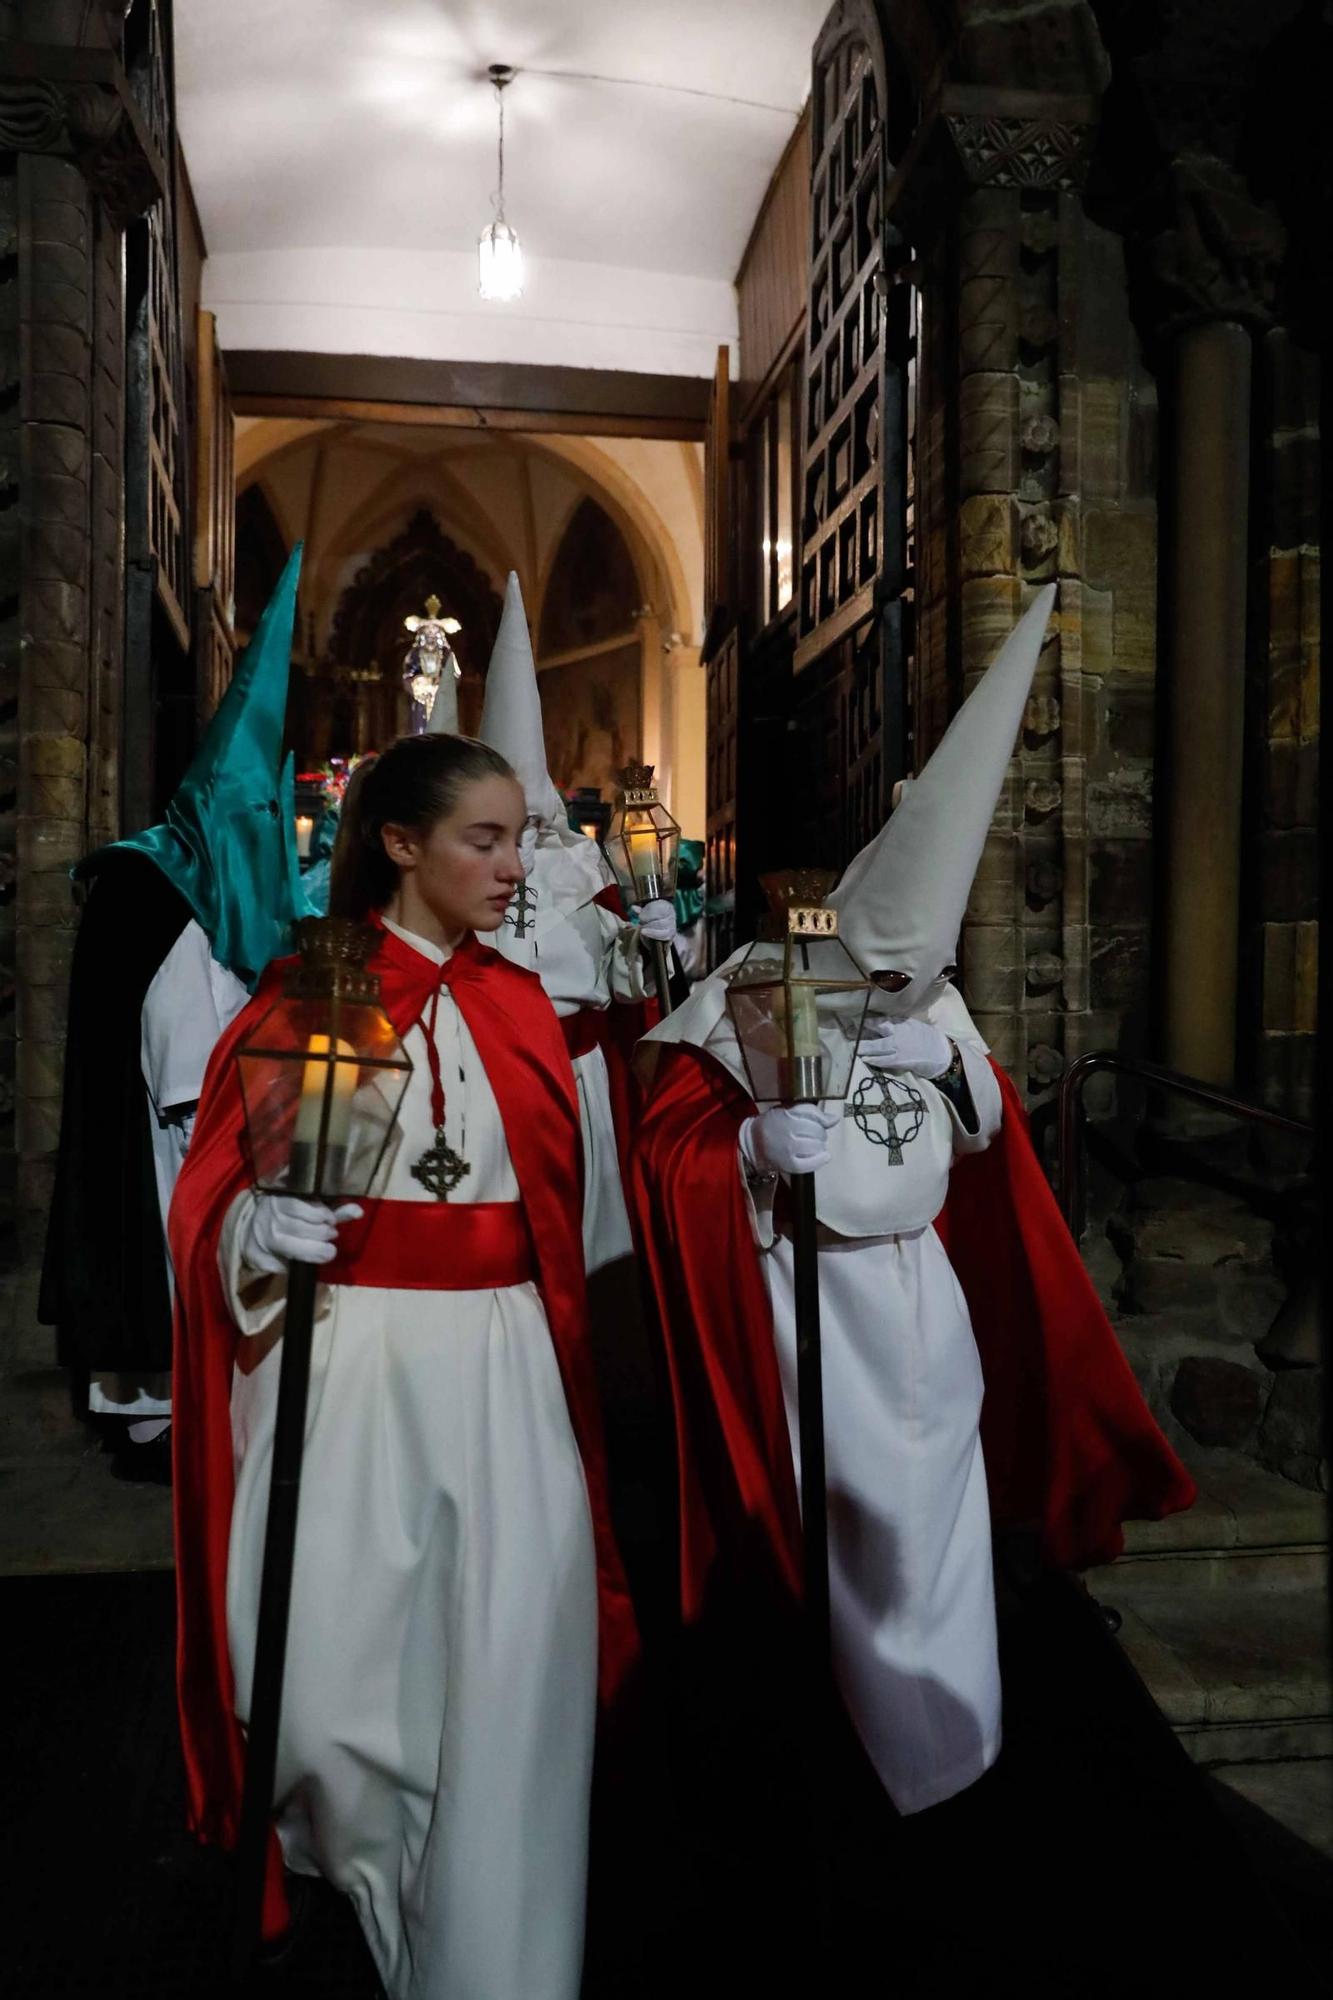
[[478, 63, 523, 302]]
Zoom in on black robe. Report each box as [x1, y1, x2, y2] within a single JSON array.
[[40, 853, 194, 1377]]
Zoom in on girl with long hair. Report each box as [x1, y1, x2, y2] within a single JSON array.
[[170, 732, 637, 2000]]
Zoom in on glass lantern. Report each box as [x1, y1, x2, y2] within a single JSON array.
[[235, 919, 413, 1201], [724, 871, 872, 1104], [478, 218, 524, 301], [604, 762, 681, 907]]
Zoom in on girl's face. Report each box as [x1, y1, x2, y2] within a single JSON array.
[[382, 773, 527, 940]]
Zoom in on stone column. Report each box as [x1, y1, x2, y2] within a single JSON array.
[[0, 42, 164, 1286], [1159, 321, 1252, 1083], [1145, 156, 1285, 1085]]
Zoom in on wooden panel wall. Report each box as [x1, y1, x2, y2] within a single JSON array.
[[735, 110, 811, 411]]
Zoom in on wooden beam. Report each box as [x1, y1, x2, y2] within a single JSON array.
[[226, 351, 709, 438]]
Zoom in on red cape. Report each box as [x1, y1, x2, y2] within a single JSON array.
[[170, 926, 639, 1933], [591, 881, 661, 1179], [628, 1045, 1195, 1621]]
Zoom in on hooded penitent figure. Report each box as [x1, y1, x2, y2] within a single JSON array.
[[40, 549, 307, 1463], [630, 585, 1194, 1820], [467, 571, 676, 1273]]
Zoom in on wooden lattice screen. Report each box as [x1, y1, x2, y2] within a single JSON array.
[[797, 33, 891, 671], [192, 307, 236, 723], [787, 0, 915, 869], [704, 625, 741, 970]]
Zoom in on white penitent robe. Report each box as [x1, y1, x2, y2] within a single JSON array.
[[89, 918, 248, 1420], [734, 986, 1004, 1815], [484, 834, 649, 1273], [222, 919, 599, 2000]]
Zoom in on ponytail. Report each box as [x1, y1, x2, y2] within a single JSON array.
[[328, 733, 515, 921]]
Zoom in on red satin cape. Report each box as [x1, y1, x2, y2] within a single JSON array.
[[169, 926, 638, 1935], [628, 1044, 1195, 1623]]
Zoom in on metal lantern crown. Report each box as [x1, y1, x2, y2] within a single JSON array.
[[724, 870, 872, 1105], [235, 919, 413, 1202], [605, 761, 681, 906]]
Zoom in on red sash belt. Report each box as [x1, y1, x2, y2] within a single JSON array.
[[325, 1198, 535, 1291], [561, 1005, 608, 1063]]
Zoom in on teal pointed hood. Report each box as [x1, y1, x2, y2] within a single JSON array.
[[86, 545, 306, 987]]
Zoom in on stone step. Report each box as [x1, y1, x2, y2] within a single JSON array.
[[1116, 1452, 1327, 1559], [1208, 1758, 1333, 1865], [1106, 1585, 1332, 1768]]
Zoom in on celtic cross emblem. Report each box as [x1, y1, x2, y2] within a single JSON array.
[[844, 1072, 926, 1165], [410, 1128, 472, 1199], [505, 879, 537, 939]]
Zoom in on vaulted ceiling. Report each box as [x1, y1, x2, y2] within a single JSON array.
[[175, 0, 827, 375]]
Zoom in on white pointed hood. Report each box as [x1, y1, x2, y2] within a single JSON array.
[[424, 648, 460, 734], [637, 585, 1054, 1077], [477, 571, 563, 823], [829, 584, 1054, 1013]]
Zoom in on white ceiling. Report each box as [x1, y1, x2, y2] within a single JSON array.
[[176, 0, 826, 376]]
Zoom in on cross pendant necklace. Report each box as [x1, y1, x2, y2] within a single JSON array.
[[410, 984, 471, 1199]]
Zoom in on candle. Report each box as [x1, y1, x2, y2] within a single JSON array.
[[776, 981, 822, 1061], [289, 1033, 357, 1192], [295, 814, 315, 859], [627, 826, 661, 902]]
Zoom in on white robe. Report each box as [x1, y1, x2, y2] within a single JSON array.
[[484, 833, 649, 1274], [732, 988, 1004, 1814], [223, 918, 599, 2000], [89, 918, 248, 1419]]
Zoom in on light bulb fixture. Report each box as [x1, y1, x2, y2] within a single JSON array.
[[479, 63, 523, 303]]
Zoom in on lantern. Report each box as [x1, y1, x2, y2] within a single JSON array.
[[724, 871, 872, 1105], [236, 918, 413, 1200], [605, 761, 682, 1013]]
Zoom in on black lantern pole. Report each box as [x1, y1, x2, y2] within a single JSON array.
[[724, 873, 871, 1956], [724, 873, 870, 1662], [604, 762, 681, 1016], [229, 921, 412, 1979]]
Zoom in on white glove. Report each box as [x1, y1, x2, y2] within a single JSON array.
[[241, 1194, 364, 1276], [739, 1103, 840, 1178], [637, 898, 678, 944], [518, 819, 541, 876], [860, 1016, 953, 1079]]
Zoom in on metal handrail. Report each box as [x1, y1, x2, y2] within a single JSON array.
[[1056, 1052, 1313, 1240]]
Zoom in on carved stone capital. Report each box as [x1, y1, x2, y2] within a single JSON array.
[[943, 107, 1096, 193], [1144, 154, 1286, 338], [0, 48, 165, 226], [888, 84, 1099, 244], [66, 81, 165, 227]]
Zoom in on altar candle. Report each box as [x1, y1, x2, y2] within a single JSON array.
[[295, 814, 315, 859]]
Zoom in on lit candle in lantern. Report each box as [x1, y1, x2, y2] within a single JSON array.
[[627, 826, 662, 902], [775, 980, 822, 1063], [295, 814, 315, 859], [289, 1034, 357, 1191]]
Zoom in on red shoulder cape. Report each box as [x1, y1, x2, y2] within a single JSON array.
[[628, 1044, 1195, 1621], [169, 926, 639, 1932], [591, 880, 660, 1175]]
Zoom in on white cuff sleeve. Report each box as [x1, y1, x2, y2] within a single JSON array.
[[219, 1192, 290, 1338]]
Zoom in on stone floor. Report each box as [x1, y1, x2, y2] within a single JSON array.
[[3, 1551, 1327, 1996]]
